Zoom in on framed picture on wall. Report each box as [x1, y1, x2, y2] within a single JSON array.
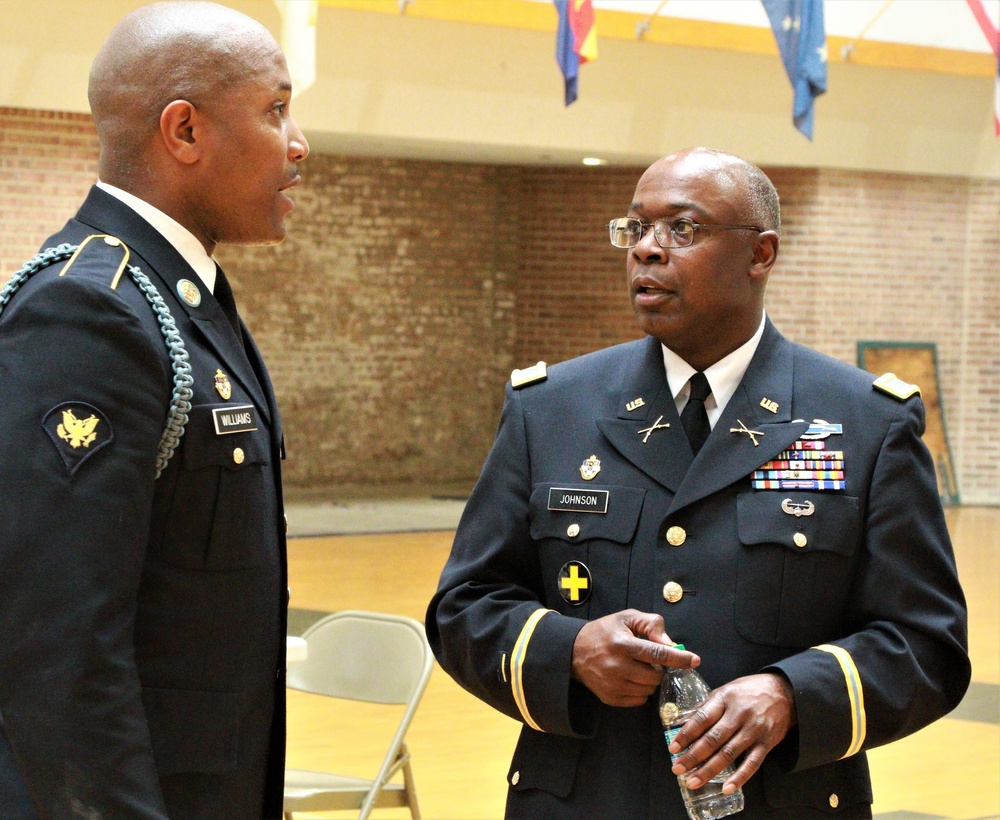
[[857, 341, 959, 506]]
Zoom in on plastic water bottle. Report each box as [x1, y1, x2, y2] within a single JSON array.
[[659, 645, 744, 820]]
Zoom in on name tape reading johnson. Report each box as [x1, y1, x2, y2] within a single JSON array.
[[547, 487, 609, 514]]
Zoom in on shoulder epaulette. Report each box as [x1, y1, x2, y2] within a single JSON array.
[[873, 372, 920, 401], [59, 234, 131, 290], [511, 361, 547, 390]]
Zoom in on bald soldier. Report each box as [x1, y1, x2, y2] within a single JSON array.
[[427, 148, 969, 817], [0, 3, 308, 817]]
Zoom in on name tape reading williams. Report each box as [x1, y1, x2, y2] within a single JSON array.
[[548, 487, 609, 514], [212, 405, 258, 435]]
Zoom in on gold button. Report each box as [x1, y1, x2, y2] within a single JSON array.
[[233, 447, 245, 464], [511, 771, 520, 786], [793, 532, 807, 548], [666, 526, 686, 546], [103, 235, 120, 246], [663, 581, 684, 603], [829, 793, 839, 809], [567, 523, 580, 538]]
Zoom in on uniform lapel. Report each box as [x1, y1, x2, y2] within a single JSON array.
[[668, 320, 809, 514], [596, 336, 694, 493], [75, 187, 271, 423]]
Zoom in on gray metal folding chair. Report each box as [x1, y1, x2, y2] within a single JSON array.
[[283, 610, 434, 820]]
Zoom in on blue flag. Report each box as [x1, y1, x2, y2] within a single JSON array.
[[761, 0, 827, 139], [554, 0, 596, 106]]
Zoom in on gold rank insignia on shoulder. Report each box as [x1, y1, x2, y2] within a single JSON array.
[[42, 402, 113, 477], [873, 372, 920, 401], [511, 361, 547, 389], [57, 234, 131, 290], [215, 369, 233, 400]]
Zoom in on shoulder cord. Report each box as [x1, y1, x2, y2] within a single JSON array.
[[0, 243, 194, 479]]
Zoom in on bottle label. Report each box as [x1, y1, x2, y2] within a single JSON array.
[[663, 725, 686, 763]]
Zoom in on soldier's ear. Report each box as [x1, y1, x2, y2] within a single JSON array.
[[749, 231, 779, 279], [159, 100, 203, 165]]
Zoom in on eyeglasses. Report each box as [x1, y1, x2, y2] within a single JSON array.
[[608, 217, 762, 249]]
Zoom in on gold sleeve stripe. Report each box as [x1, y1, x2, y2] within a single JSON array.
[[815, 644, 866, 757], [510, 608, 552, 731]]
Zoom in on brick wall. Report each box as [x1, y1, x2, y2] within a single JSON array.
[[2, 107, 997, 503], [0, 108, 99, 275]]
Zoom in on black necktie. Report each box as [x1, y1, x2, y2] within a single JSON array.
[[213, 264, 244, 348], [681, 371, 712, 455]]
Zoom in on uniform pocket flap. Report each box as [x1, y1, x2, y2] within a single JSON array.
[[141, 687, 239, 774], [529, 485, 646, 544], [508, 729, 584, 798], [182, 404, 269, 471], [737, 491, 860, 556], [762, 757, 872, 813]]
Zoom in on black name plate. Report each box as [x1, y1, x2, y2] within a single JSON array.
[[212, 405, 258, 435], [547, 487, 609, 514]]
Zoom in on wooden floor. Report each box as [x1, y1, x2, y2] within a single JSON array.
[[284, 506, 1000, 820]]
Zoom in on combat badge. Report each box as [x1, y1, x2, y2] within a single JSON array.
[[42, 402, 113, 477], [214, 369, 233, 400], [558, 561, 592, 606], [781, 498, 816, 517], [579, 454, 601, 481]]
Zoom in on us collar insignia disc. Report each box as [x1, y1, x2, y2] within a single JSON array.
[[42, 401, 113, 477], [177, 279, 202, 307], [558, 561, 591, 606], [215, 369, 233, 400], [579, 454, 601, 481]]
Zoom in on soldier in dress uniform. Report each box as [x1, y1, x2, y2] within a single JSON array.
[[0, 3, 308, 817], [426, 147, 969, 818]]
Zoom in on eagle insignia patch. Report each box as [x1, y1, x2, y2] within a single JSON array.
[[43, 402, 113, 476]]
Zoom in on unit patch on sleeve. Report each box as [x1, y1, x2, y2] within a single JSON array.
[[42, 402, 113, 477]]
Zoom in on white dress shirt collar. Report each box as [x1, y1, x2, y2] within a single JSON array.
[[96, 181, 217, 293], [661, 312, 767, 427]]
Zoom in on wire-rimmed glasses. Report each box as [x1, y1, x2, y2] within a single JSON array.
[[608, 216, 762, 249]]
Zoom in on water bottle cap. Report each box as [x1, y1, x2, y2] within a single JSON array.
[[674, 643, 685, 651]]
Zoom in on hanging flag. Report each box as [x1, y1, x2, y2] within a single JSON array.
[[761, 0, 827, 139], [554, 0, 597, 106], [965, 0, 1000, 135]]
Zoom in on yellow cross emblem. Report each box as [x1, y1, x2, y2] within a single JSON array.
[[559, 562, 591, 604]]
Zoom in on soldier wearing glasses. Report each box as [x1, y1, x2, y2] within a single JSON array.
[[427, 147, 968, 818]]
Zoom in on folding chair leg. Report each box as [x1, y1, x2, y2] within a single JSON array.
[[401, 742, 421, 820]]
